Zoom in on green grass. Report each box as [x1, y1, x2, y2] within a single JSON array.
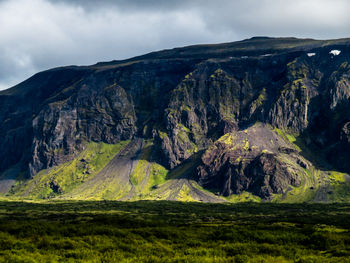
[[148, 162, 168, 189], [273, 128, 301, 151], [5, 130, 350, 203], [225, 191, 261, 202], [0, 201, 349, 262], [130, 142, 152, 186], [9, 141, 129, 199], [330, 184, 350, 202], [129, 140, 169, 196], [271, 128, 350, 203], [329, 171, 347, 183]]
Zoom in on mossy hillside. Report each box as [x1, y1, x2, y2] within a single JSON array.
[[281, 168, 350, 203], [274, 127, 301, 151], [10, 141, 129, 199], [65, 172, 133, 201], [60, 140, 143, 201], [272, 128, 350, 202], [225, 191, 262, 202], [5, 126, 350, 202], [137, 151, 224, 202], [7, 139, 220, 202], [277, 168, 319, 203], [201, 124, 349, 202], [328, 172, 350, 202], [149, 163, 168, 189], [129, 140, 169, 195], [130, 141, 153, 186], [329, 183, 350, 202], [272, 128, 320, 202], [176, 184, 197, 202]]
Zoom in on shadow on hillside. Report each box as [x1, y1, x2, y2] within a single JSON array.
[[165, 150, 205, 181]]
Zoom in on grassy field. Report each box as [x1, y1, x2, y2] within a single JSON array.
[[0, 201, 349, 262]]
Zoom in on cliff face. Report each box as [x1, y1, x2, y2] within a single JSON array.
[[197, 123, 305, 199], [1, 37, 350, 200]]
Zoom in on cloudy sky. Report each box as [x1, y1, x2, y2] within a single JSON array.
[[0, 0, 350, 90]]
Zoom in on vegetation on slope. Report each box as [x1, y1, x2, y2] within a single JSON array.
[[272, 128, 350, 203], [8, 141, 130, 199], [5, 129, 349, 203]]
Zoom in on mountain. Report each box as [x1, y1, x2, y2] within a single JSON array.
[[1, 37, 350, 202]]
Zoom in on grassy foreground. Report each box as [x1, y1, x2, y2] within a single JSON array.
[[0, 201, 349, 262]]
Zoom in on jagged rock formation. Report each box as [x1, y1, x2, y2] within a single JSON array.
[[30, 82, 137, 176], [1, 37, 350, 201], [197, 123, 305, 199]]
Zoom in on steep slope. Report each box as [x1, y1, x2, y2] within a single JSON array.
[[1, 37, 350, 202]]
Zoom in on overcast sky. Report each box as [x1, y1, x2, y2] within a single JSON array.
[[0, 0, 350, 90]]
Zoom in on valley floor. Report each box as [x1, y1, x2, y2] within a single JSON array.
[[0, 201, 349, 262]]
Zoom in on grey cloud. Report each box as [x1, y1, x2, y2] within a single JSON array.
[[49, 0, 200, 11], [0, 0, 350, 90]]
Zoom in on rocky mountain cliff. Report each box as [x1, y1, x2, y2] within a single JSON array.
[[1, 37, 350, 202]]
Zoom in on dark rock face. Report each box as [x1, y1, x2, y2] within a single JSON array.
[[245, 153, 301, 198], [1, 37, 350, 198], [0, 67, 90, 175], [197, 124, 304, 198], [341, 122, 350, 143], [29, 82, 137, 176]]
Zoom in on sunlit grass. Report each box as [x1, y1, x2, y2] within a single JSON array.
[[0, 201, 349, 262]]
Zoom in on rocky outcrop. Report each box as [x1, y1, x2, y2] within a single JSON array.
[[341, 122, 350, 143], [29, 82, 137, 176], [197, 124, 304, 199], [329, 62, 350, 110], [269, 57, 321, 132], [158, 67, 242, 168]]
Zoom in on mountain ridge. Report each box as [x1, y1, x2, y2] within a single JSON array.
[[1, 37, 350, 202]]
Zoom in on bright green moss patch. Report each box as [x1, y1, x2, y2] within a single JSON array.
[[329, 183, 350, 202], [148, 163, 168, 189], [285, 133, 297, 144], [329, 171, 347, 183], [130, 142, 152, 186], [128, 140, 169, 195], [274, 127, 287, 140], [158, 130, 168, 139], [274, 128, 300, 150], [243, 139, 250, 151], [225, 191, 261, 202], [177, 184, 197, 202], [130, 159, 149, 186], [218, 133, 235, 145], [11, 141, 129, 199]]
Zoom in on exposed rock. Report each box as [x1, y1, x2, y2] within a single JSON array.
[[245, 153, 301, 198], [341, 122, 350, 143], [29, 82, 137, 177], [278, 146, 297, 154], [296, 158, 309, 169], [49, 181, 63, 194], [197, 124, 303, 199]]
